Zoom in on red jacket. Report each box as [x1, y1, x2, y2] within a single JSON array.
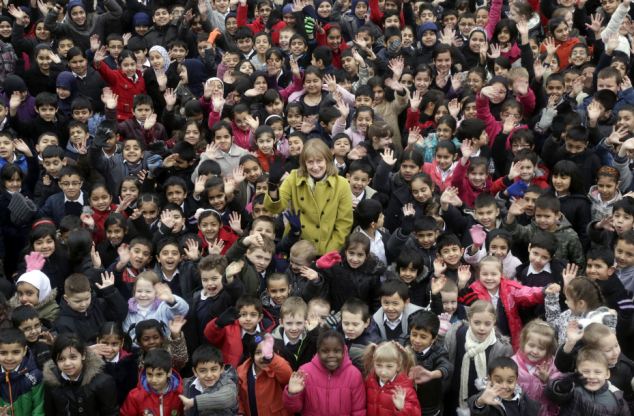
[[490, 169, 550, 195], [476, 93, 536, 148], [366, 372, 420, 416], [237, 354, 292, 416], [422, 160, 456, 192], [450, 159, 492, 209], [204, 317, 275, 368], [120, 370, 184, 416], [540, 37, 581, 70], [95, 63, 146, 121], [461, 278, 544, 351], [91, 203, 122, 245], [198, 227, 238, 256]]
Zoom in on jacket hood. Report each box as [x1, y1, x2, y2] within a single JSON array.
[[588, 185, 622, 205], [140, 369, 182, 394], [43, 350, 104, 387], [127, 297, 161, 314], [9, 287, 58, 313]]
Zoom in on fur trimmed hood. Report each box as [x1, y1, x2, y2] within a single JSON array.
[[42, 349, 104, 387]]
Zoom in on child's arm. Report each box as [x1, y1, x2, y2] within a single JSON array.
[[97, 272, 129, 323], [269, 354, 293, 384], [484, 0, 503, 40], [156, 285, 190, 319], [168, 328, 189, 370], [545, 373, 576, 405], [476, 91, 501, 144], [544, 290, 562, 329], [191, 378, 238, 413], [120, 389, 140, 416], [283, 372, 307, 413], [502, 199, 533, 243], [350, 371, 367, 416]]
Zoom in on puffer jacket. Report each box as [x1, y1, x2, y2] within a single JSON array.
[[282, 349, 366, 415], [512, 351, 561, 416], [238, 354, 292, 416], [183, 365, 238, 416], [9, 288, 59, 325], [547, 376, 630, 416], [0, 350, 44, 416], [460, 278, 545, 351], [120, 370, 183, 416], [43, 350, 118, 416], [123, 295, 190, 343], [365, 372, 420, 416]]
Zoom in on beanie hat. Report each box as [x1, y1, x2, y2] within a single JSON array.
[[417, 22, 438, 40], [8, 192, 37, 226], [67, 0, 85, 12], [3, 74, 27, 96], [282, 3, 293, 15], [17, 270, 52, 303], [56, 71, 76, 90], [133, 12, 151, 26]]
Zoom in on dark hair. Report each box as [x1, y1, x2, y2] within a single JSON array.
[[613, 198, 634, 216], [0, 164, 23, 190], [316, 329, 345, 349], [617, 230, 634, 246], [66, 228, 94, 267], [355, 199, 382, 229], [535, 195, 561, 214], [552, 160, 585, 195], [134, 319, 165, 341], [414, 216, 438, 232], [0, 328, 27, 347], [513, 149, 538, 165], [144, 348, 172, 372], [52, 334, 86, 361], [348, 160, 374, 178], [379, 280, 410, 301], [474, 193, 497, 210], [133, 93, 153, 110], [586, 247, 615, 267], [344, 232, 371, 255], [11, 305, 40, 327], [408, 310, 440, 337], [192, 344, 224, 367], [236, 295, 263, 314], [341, 298, 370, 322], [456, 118, 485, 141], [437, 233, 461, 251], [529, 231, 557, 256], [312, 46, 333, 67], [566, 125, 589, 144], [487, 356, 518, 376], [35, 92, 58, 108], [396, 248, 425, 272], [117, 50, 136, 65]]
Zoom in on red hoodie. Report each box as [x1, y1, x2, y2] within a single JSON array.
[[120, 369, 184, 416]]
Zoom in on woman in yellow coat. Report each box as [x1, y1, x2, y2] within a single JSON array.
[[264, 139, 353, 254]]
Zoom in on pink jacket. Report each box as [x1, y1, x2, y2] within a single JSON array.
[[283, 350, 366, 416], [512, 352, 561, 416], [422, 160, 457, 192], [476, 93, 536, 147]]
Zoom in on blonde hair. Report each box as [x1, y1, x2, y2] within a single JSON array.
[[520, 319, 557, 357], [298, 139, 338, 178], [479, 255, 503, 273], [363, 341, 415, 376], [134, 271, 160, 289], [582, 323, 614, 349], [508, 67, 529, 81], [467, 300, 496, 320], [290, 240, 317, 261], [281, 296, 308, 320]]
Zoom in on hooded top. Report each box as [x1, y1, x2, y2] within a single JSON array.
[[149, 45, 170, 72], [55, 71, 77, 93], [182, 59, 208, 98], [17, 270, 52, 303]]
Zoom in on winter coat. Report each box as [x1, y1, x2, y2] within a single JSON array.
[[120, 370, 184, 416], [0, 350, 44, 416], [9, 288, 59, 325], [422, 159, 458, 191], [477, 93, 536, 148], [468, 391, 542, 416], [103, 349, 138, 406], [558, 193, 592, 250], [371, 303, 423, 344], [503, 216, 585, 266], [461, 278, 545, 351], [43, 351, 118, 416], [365, 372, 420, 416], [123, 295, 190, 343], [539, 37, 581, 69], [451, 158, 493, 209], [94, 63, 146, 121], [547, 376, 630, 416], [512, 351, 561, 416], [183, 366, 238, 416], [282, 350, 366, 415], [204, 318, 275, 368], [264, 170, 353, 255], [588, 185, 622, 222], [410, 342, 453, 416], [271, 326, 318, 371], [237, 354, 292, 416]]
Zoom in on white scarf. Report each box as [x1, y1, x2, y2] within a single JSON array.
[[459, 327, 497, 410]]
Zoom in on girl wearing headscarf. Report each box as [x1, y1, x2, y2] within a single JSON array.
[[143, 45, 179, 119], [55, 71, 78, 118]]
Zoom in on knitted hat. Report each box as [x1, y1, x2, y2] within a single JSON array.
[[17, 270, 52, 303], [133, 12, 151, 26], [67, 0, 85, 12], [282, 3, 293, 15], [56, 71, 76, 90], [8, 192, 37, 226], [3, 74, 27, 96], [417, 22, 438, 40]]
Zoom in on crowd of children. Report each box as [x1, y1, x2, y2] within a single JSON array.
[[2, 0, 634, 414]]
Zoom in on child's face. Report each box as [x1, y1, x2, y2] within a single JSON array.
[[120, 180, 139, 202], [289, 253, 309, 274], [89, 187, 112, 211], [380, 293, 407, 321], [613, 208, 634, 235], [71, 107, 91, 124], [474, 204, 499, 230], [251, 221, 275, 241], [201, 269, 223, 297], [577, 360, 610, 392], [341, 310, 369, 340], [133, 104, 152, 122], [0, 136, 14, 160], [564, 138, 587, 155], [267, 279, 290, 306], [488, 236, 509, 259], [399, 263, 419, 284], [597, 176, 618, 202], [106, 224, 125, 246], [107, 40, 124, 59], [165, 185, 186, 206], [598, 333, 621, 367], [122, 140, 142, 164], [59, 174, 83, 200], [523, 333, 550, 363], [355, 111, 373, 134], [615, 239, 634, 269], [527, 245, 551, 272], [281, 313, 306, 341], [617, 109, 634, 133], [345, 243, 367, 269], [130, 243, 152, 269], [153, 7, 170, 25], [534, 207, 559, 232], [469, 311, 496, 341], [140, 202, 159, 225], [18, 317, 43, 343], [410, 327, 435, 352], [308, 303, 330, 325], [255, 35, 271, 55], [251, 201, 271, 218], [522, 191, 540, 217], [375, 359, 400, 384], [553, 22, 570, 42], [139, 328, 163, 350], [347, 170, 370, 197], [265, 99, 284, 116], [207, 187, 226, 211], [158, 243, 181, 275], [415, 229, 438, 250], [56, 346, 84, 379], [279, 31, 293, 50], [3, 172, 21, 193], [440, 244, 463, 266], [134, 279, 156, 307], [199, 215, 221, 242], [489, 367, 518, 400], [146, 367, 170, 392], [586, 257, 614, 281], [290, 38, 307, 56], [64, 291, 91, 313], [479, 263, 502, 293], [514, 159, 535, 182], [33, 234, 55, 258], [333, 138, 351, 158], [194, 361, 223, 388], [441, 290, 458, 314], [411, 178, 433, 204], [149, 51, 165, 71], [467, 165, 487, 188], [246, 248, 273, 273], [69, 126, 89, 147], [169, 46, 187, 62], [256, 133, 275, 155], [238, 305, 262, 332], [97, 333, 123, 361], [318, 337, 344, 371], [17, 282, 39, 307], [288, 135, 303, 156]]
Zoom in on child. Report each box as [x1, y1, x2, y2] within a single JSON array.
[[181, 345, 239, 416], [204, 295, 275, 367], [512, 320, 561, 416], [135, 319, 189, 371], [451, 140, 491, 208], [469, 357, 541, 415], [445, 300, 513, 414], [253, 126, 278, 172], [547, 348, 629, 415], [10, 267, 59, 325], [346, 161, 377, 208], [460, 256, 555, 350], [43, 334, 118, 415], [0, 328, 44, 414], [364, 341, 421, 415], [116, 93, 167, 148], [54, 272, 128, 344], [283, 329, 366, 414], [353, 199, 389, 266], [422, 140, 458, 192], [195, 209, 238, 256], [95, 322, 138, 406], [261, 273, 291, 324], [121, 348, 184, 416], [408, 310, 454, 416], [272, 297, 318, 370], [589, 166, 623, 222], [11, 305, 52, 369], [237, 334, 291, 416], [464, 229, 522, 280], [38, 165, 87, 225], [225, 233, 276, 297], [122, 271, 190, 343], [441, 279, 468, 323], [110, 236, 154, 299], [372, 280, 424, 343], [153, 237, 200, 303]]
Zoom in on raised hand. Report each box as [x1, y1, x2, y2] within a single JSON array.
[[287, 371, 307, 394], [205, 142, 221, 159], [392, 386, 406, 411], [433, 257, 447, 277], [410, 90, 422, 109], [183, 239, 200, 261], [477, 383, 504, 406], [228, 212, 242, 234], [168, 315, 187, 337], [487, 43, 501, 59], [9, 92, 21, 110], [155, 282, 176, 304], [380, 148, 397, 166], [448, 98, 461, 119], [160, 210, 176, 230], [460, 139, 474, 161], [409, 365, 437, 384], [143, 113, 157, 130], [300, 266, 319, 281], [585, 13, 605, 35], [179, 395, 195, 411], [508, 198, 527, 217], [402, 203, 415, 217], [388, 56, 405, 80], [90, 244, 102, 268], [93, 46, 107, 64], [562, 263, 578, 287], [543, 37, 559, 56], [565, 320, 584, 346], [90, 34, 101, 52], [507, 161, 522, 180], [457, 265, 472, 286], [96, 271, 115, 290], [544, 283, 561, 295], [209, 239, 225, 255], [211, 90, 225, 111], [25, 251, 45, 272], [225, 260, 245, 280], [431, 275, 447, 294]]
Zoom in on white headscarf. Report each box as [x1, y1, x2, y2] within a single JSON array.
[[17, 270, 52, 303], [149, 45, 170, 72]]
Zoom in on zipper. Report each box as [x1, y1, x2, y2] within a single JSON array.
[[159, 394, 164, 416]]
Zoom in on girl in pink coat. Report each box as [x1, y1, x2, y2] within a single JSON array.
[[283, 330, 366, 416], [512, 320, 561, 416]]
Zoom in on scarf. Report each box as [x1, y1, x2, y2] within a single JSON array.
[[460, 327, 497, 409]]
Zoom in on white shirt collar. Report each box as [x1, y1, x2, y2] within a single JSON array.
[[283, 331, 303, 346], [241, 326, 261, 338], [106, 352, 120, 363], [527, 263, 551, 276], [384, 313, 403, 330], [161, 268, 180, 282], [379, 375, 397, 387], [64, 191, 84, 205]]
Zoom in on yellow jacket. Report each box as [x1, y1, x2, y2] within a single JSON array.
[[264, 170, 353, 254]]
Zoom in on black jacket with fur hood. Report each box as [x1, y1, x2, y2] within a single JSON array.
[[43, 350, 118, 415]]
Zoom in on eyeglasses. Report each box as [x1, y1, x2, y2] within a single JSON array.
[[59, 181, 82, 187]]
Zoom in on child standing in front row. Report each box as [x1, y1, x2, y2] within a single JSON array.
[[364, 341, 421, 415]]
